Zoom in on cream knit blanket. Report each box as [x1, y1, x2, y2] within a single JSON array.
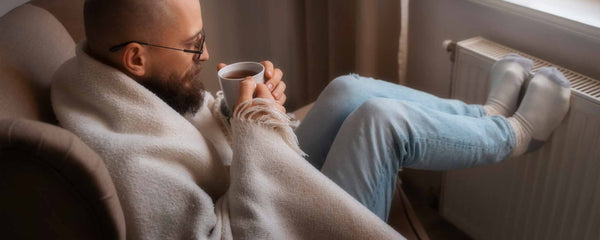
[[51, 42, 404, 240]]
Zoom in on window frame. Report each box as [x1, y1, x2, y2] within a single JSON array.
[[469, 0, 600, 42]]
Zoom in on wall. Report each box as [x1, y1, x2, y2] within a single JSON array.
[[0, 0, 29, 16], [199, 0, 308, 110], [403, 0, 600, 212]]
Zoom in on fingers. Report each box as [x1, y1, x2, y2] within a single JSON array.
[[217, 63, 227, 71], [277, 94, 287, 105], [257, 84, 286, 112], [236, 77, 256, 107], [271, 81, 286, 100], [265, 68, 283, 91], [236, 77, 286, 115], [255, 83, 274, 100], [261, 60, 274, 79]]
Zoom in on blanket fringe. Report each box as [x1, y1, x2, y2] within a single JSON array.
[[233, 98, 307, 158]]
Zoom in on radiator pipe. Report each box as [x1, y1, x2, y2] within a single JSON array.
[[443, 39, 457, 62]]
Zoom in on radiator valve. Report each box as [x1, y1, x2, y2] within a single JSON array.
[[443, 39, 457, 62]]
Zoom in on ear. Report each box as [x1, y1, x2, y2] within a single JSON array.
[[121, 43, 148, 77]]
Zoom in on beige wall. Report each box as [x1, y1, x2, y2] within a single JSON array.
[[404, 0, 600, 209], [199, 0, 308, 110], [0, 0, 29, 16]]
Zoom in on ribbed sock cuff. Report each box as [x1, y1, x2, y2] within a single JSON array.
[[508, 114, 532, 157], [484, 103, 509, 117]]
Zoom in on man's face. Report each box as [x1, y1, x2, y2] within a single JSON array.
[[141, 0, 209, 115]]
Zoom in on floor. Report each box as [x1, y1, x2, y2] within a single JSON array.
[[401, 174, 473, 240]]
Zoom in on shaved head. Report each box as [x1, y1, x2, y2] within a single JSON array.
[[84, 0, 173, 59], [84, 0, 209, 114]]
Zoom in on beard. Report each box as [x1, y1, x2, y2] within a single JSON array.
[[140, 64, 205, 115]]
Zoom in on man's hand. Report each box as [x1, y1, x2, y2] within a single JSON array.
[[218, 61, 287, 105], [259, 61, 286, 105], [235, 76, 286, 115]]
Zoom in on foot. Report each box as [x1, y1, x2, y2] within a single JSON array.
[[508, 67, 571, 156], [484, 53, 534, 117]]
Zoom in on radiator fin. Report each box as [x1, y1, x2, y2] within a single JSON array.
[[443, 37, 600, 240], [453, 37, 600, 101]]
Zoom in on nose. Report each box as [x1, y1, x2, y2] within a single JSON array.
[[200, 43, 209, 61]]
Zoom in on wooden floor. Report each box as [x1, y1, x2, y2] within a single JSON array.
[[401, 179, 473, 240]]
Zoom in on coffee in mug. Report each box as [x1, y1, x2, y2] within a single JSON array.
[[223, 70, 259, 79]]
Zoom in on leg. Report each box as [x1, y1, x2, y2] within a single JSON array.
[[320, 98, 516, 220], [297, 53, 532, 169], [296, 74, 486, 169]]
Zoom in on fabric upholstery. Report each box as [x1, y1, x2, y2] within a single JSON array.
[[0, 4, 75, 122], [0, 58, 39, 120], [0, 118, 126, 239], [30, 0, 86, 43]]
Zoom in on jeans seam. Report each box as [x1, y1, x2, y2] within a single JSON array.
[[500, 116, 517, 153], [404, 137, 505, 167], [365, 160, 386, 210], [366, 168, 389, 219], [416, 137, 501, 151], [365, 140, 395, 214]]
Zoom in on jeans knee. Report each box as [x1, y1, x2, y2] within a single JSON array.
[[349, 98, 413, 164], [355, 98, 388, 117], [352, 98, 413, 131], [356, 98, 408, 118], [322, 74, 362, 97]]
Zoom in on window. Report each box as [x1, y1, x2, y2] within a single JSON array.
[[472, 0, 600, 41], [505, 0, 600, 29]]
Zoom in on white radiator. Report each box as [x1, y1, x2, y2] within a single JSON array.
[[441, 37, 600, 240]]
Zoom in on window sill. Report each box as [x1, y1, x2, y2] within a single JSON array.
[[469, 0, 600, 42]]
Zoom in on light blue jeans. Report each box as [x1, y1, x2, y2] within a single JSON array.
[[295, 74, 516, 221]]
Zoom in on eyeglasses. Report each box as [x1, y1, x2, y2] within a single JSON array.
[[108, 29, 206, 63]]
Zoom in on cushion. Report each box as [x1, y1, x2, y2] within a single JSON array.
[[0, 118, 126, 239]]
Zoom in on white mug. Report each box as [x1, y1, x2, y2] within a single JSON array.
[[217, 62, 265, 112]]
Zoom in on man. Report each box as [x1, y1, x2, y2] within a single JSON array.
[[51, 0, 571, 239]]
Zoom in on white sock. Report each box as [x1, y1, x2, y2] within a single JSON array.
[[484, 53, 533, 117], [508, 67, 571, 157]]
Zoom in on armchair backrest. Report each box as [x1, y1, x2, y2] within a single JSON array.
[[0, 118, 126, 239], [0, 4, 126, 239], [0, 4, 75, 122]]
